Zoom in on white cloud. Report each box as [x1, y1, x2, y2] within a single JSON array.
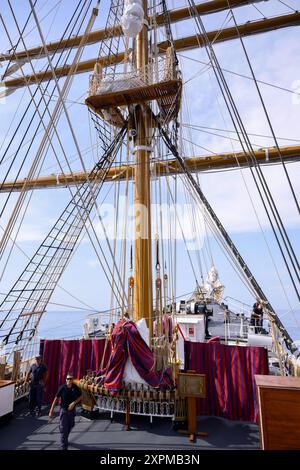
[[87, 259, 98, 268], [180, 25, 300, 235], [15, 224, 45, 242]]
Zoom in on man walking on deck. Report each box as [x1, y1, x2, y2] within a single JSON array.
[[48, 374, 82, 450]]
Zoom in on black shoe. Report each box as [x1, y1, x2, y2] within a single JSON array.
[[205, 334, 212, 339]]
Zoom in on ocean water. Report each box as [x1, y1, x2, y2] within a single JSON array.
[[38, 310, 89, 340], [277, 309, 300, 345], [37, 309, 300, 344]]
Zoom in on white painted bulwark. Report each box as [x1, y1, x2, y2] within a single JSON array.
[[175, 315, 205, 342], [175, 315, 206, 370], [0, 380, 15, 418], [248, 334, 273, 348]]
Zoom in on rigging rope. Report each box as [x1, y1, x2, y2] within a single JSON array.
[[227, 2, 300, 214], [186, 0, 300, 302], [2, 1, 129, 312], [0, 124, 127, 360], [156, 113, 299, 357], [0, 0, 91, 261], [177, 53, 300, 100]]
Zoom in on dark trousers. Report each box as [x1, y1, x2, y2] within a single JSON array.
[[59, 409, 75, 450], [29, 383, 43, 414], [250, 316, 262, 334], [204, 314, 209, 336]]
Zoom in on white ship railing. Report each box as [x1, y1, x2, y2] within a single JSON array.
[[222, 296, 271, 342]]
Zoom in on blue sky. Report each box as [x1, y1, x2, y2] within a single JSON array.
[[0, 0, 299, 334]]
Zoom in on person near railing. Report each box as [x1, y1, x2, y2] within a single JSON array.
[[250, 299, 264, 334]]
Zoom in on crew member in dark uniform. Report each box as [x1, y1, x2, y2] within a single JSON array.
[[49, 374, 82, 450], [203, 302, 212, 339], [250, 299, 264, 334], [195, 302, 211, 339], [25, 355, 48, 416]]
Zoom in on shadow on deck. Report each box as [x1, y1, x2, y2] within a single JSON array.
[[0, 399, 260, 450]]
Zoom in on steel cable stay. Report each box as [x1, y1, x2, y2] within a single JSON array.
[[151, 1, 205, 304], [0, 126, 125, 330], [26, 0, 130, 304], [196, 44, 300, 321], [0, 0, 39, 81], [117, 139, 130, 317], [182, 122, 300, 145], [181, 166, 257, 296], [177, 5, 300, 333], [0, 96, 111, 172], [0, 289, 97, 314], [109, 154, 121, 315], [183, 180, 259, 297], [157, 151, 201, 290], [183, 176, 205, 282], [1, 0, 129, 299], [182, 126, 280, 150], [277, 0, 297, 13], [0, 0, 62, 69], [0, 128, 114, 286], [97, 0, 125, 70], [226, 1, 300, 214], [251, 3, 266, 18], [0, 0, 91, 246], [181, 104, 257, 293], [0, 12, 93, 262], [181, 161, 297, 320], [0, 1, 42, 160], [187, 0, 300, 276], [157, 118, 299, 358], [184, 53, 298, 319], [0, 124, 126, 360], [28, 0, 95, 176], [186, 0, 300, 299], [178, 154, 300, 364], [180, 74, 217, 281], [0, 0, 95, 265], [179, 97, 259, 296], [0, 1, 90, 244], [0, 180, 119, 312], [0, 0, 87, 168], [170, 51, 300, 111], [1, 0, 64, 81], [90, 0, 125, 151]]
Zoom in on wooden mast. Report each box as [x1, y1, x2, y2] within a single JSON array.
[[133, 0, 153, 338]]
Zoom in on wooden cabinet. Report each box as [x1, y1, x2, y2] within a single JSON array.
[[255, 375, 300, 450]]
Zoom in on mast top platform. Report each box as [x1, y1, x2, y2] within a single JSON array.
[[85, 51, 182, 127]]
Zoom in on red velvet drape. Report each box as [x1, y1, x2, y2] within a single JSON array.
[[40, 338, 111, 403], [40, 338, 268, 422], [185, 341, 269, 422]]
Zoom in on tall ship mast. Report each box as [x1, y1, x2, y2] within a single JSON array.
[[0, 0, 300, 451]]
